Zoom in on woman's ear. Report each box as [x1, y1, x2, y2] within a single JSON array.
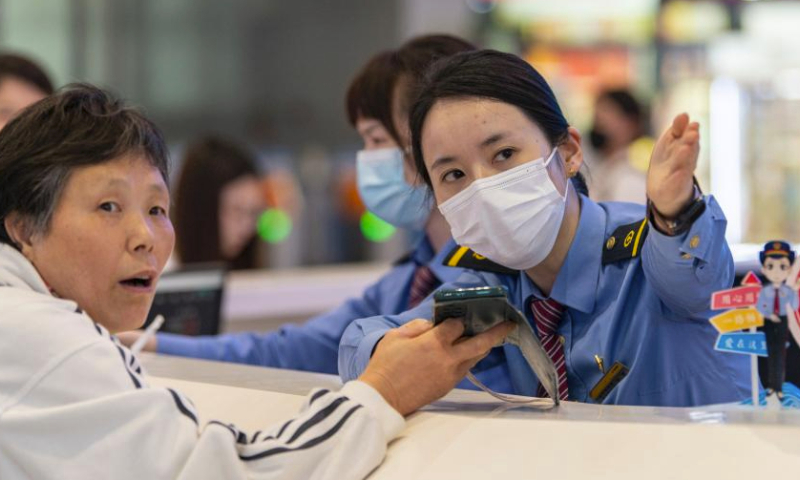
[[558, 127, 584, 177], [3, 213, 37, 258]]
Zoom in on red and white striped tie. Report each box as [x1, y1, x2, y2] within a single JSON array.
[[530, 298, 569, 401], [407, 265, 439, 309]]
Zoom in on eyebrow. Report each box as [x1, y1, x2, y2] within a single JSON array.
[[359, 124, 380, 136], [429, 132, 509, 172], [480, 132, 506, 148], [148, 183, 169, 195], [101, 178, 168, 195], [429, 155, 456, 173]]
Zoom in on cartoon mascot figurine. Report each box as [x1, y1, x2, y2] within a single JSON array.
[[757, 241, 800, 400]]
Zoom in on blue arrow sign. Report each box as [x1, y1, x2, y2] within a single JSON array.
[[714, 332, 767, 357]]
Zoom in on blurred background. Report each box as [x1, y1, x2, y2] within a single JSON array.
[[2, 0, 798, 270]]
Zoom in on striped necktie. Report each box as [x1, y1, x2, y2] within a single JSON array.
[[407, 265, 439, 309], [530, 298, 569, 400]]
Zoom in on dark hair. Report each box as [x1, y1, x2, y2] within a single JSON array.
[[409, 49, 589, 196], [597, 88, 645, 137], [0, 83, 169, 248], [345, 50, 399, 141], [389, 34, 477, 145], [0, 53, 54, 95], [393, 35, 477, 82], [174, 135, 260, 270]]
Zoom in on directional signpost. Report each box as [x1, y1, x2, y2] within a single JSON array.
[[709, 307, 763, 334], [710, 286, 761, 311], [714, 332, 767, 357], [710, 272, 763, 406]]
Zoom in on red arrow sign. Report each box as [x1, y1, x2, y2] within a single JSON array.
[[711, 285, 761, 310], [741, 271, 762, 286]]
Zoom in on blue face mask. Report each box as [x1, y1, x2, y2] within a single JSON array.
[[356, 147, 433, 230]]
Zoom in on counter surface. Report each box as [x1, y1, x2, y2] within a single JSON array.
[[142, 353, 800, 479]]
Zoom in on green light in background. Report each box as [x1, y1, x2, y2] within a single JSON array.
[[257, 208, 292, 244], [360, 212, 396, 243]]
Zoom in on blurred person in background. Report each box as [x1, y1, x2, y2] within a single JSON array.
[[120, 36, 516, 395], [0, 53, 54, 130], [586, 88, 648, 204], [172, 135, 266, 270]]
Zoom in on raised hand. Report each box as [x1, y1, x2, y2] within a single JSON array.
[[646, 113, 700, 219]]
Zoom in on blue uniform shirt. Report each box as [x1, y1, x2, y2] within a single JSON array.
[[339, 195, 752, 407], [756, 284, 799, 317], [156, 236, 514, 391]]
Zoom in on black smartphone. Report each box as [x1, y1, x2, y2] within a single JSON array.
[[433, 286, 560, 402], [433, 286, 522, 336]]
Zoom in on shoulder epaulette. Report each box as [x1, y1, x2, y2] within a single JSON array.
[[442, 245, 517, 275], [602, 218, 649, 265]]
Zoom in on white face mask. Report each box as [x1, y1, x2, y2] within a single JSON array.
[[356, 147, 433, 230], [438, 149, 568, 270]]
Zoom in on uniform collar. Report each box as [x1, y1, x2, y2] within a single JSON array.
[[0, 243, 52, 295], [414, 235, 464, 284], [520, 195, 605, 314]]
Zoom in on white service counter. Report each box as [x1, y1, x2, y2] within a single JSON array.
[[142, 353, 800, 480]]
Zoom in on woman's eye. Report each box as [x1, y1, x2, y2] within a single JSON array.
[[442, 169, 465, 183], [494, 148, 515, 163], [99, 202, 120, 213], [149, 206, 167, 216]]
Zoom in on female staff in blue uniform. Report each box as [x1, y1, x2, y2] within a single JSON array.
[[120, 36, 523, 392], [339, 50, 751, 407]]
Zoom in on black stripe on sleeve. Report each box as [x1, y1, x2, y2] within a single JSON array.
[[285, 397, 348, 444], [115, 345, 142, 388], [209, 421, 238, 438], [251, 430, 262, 443], [240, 405, 362, 462], [309, 389, 330, 405], [208, 421, 249, 444], [275, 418, 295, 439], [169, 388, 199, 425]]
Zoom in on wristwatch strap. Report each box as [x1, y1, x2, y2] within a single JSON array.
[[647, 177, 705, 236]]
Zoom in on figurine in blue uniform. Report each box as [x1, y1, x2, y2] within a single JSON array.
[[756, 241, 800, 400], [339, 50, 751, 407], [119, 36, 524, 390]]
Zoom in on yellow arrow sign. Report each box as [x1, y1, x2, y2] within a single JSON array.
[[710, 308, 764, 333]]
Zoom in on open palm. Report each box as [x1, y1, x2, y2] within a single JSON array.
[[646, 113, 699, 218]]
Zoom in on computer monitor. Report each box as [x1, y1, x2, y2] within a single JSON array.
[[142, 265, 226, 336]]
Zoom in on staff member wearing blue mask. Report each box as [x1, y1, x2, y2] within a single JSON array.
[[339, 50, 751, 407], [121, 36, 516, 391]]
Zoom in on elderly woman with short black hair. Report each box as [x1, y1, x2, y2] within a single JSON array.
[[0, 84, 512, 479]]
